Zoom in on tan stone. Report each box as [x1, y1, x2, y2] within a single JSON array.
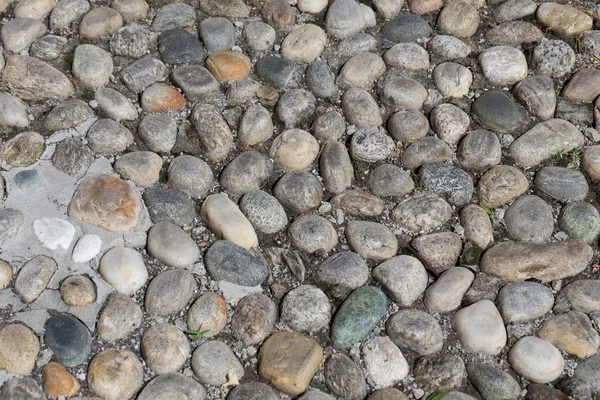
[[330, 190, 384, 217], [0, 131, 44, 167], [68, 174, 141, 234], [187, 292, 228, 338], [14, 0, 55, 19], [79, 7, 123, 39], [201, 193, 259, 249], [438, 0, 479, 38], [0, 324, 39, 375], [562, 68, 600, 103], [42, 362, 80, 399], [206, 51, 251, 82], [408, 0, 442, 15], [60, 275, 96, 307], [258, 332, 323, 396], [88, 349, 143, 400], [3, 56, 73, 101], [141, 83, 186, 113], [0, 260, 12, 290], [270, 129, 320, 171], [582, 145, 600, 181], [538, 311, 600, 358], [477, 165, 529, 209], [281, 24, 327, 63], [537, 2, 593, 39]]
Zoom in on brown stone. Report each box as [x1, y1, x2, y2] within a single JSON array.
[[88, 349, 143, 400], [582, 145, 600, 181], [477, 165, 529, 209], [536, 2, 593, 39], [562, 68, 600, 103], [525, 383, 569, 400], [141, 83, 186, 113], [3, 55, 73, 100], [231, 293, 277, 345], [0, 131, 45, 167], [258, 331, 323, 396], [330, 190, 384, 217], [480, 240, 593, 282], [68, 174, 141, 234], [0, 324, 39, 375], [42, 362, 81, 399], [206, 51, 251, 82], [408, 0, 442, 15], [248, 0, 294, 28], [538, 311, 600, 358]]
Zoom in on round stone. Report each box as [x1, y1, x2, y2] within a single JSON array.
[[383, 42, 430, 70], [199, 17, 234, 52], [373, 255, 428, 306], [274, 171, 323, 214], [111, 0, 148, 21], [504, 195, 554, 242], [413, 354, 466, 393], [281, 24, 327, 63], [479, 46, 528, 86], [0, 324, 39, 375], [0, 131, 45, 167], [72, 44, 113, 89], [147, 222, 201, 268], [145, 269, 197, 316], [345, 220, 398, 260], [466, 363, 521, 400], [0, 260, 12, 290], [316, 251, 369, 300], [192, 340, 245, 386], [42, 361, 80, 399], [238, 105, 273, 145], [114, 151, 162, 186], [97, 292, 143, 341], [457, 129, 502, 171], [338, 52, 386, 90], [44, 314, 92, 367], [561, 201, 600, 244], [167, 155, 213, 200], [204, 240, 267, 287], [95, 87, 137, 121], [60, 275, 96, 306], [369, 164, 415, 197], [240, 190, 288, 234], [478, 165, 529, 208], [497, 282, 554, 323], [99, 246, 148, 296], [79, 7, 123, 39], [342, 87, 382, 128], [433, 62, 473, 98], [270, 129, 319, 171], [232, 293, 277, 345], [535, 166, 589, 203], [206, 50, 251, 82], [71, 234, 102, 263], [87, 119, 133, 154], [438, 0, 479, 38], [244, 21, 276, 51], [350, 127, 395, 162], [141, 83, 186, 113], [141, 323, 190, 375], [325, 353, 367, 399], [532, 38, 576, 78], [381, 14, 432, 42], [381, 77, 428, 110], [452, 300, 507, 355], [401, 137, 453, 170], [420, 162, 474, 207], [289, 215, 338, 254], [281, 285, 332, 333], [508, 336, 564, 383], [386, 309, 443, 356], [220, 151, 273, 196], [138, 114, 177, 153], [538, 311, 600, 358], [187, 292, 227, 338], [428, 35, 471, 60], [88, 349, 143, 399], [426, 267, 475, 313], [387, 110, 429, 143], [392, 194, 452, 232]]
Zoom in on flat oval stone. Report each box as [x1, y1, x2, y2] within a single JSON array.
[[330, 190, 383, 217], [97, 292, 143, 341], [438, 0, 479, 38], [147, 222, 201, 268], [206, 50, 251, 82], [99, 246, 148, 295], [220, 151, 273, 196], [574, 354, 600, 395], [159, 29, 204, 65], [289, 215, 338, 254], [386, 309, 443, 355], [562, 68, 600, 103], [231, 293, 277, 344], [281, 24, 326, 63], [338, 52, 386, 90], [50, 0, 90, 31], [426, 267, 475, 313], [508, 336, 564, 383], [192, 340, 244, 386], [401, 137, 452, 170], [471, 91, 529, 134], [201, 193, 258, 249], [151, 2, 195, 31], [342, 87, 382, 128], [270, 129, 319, 170], [538, 311, 600, 358], [504, 195, 554, 242], [457, 129, 502, 171], [345, 220, 398, 260], [3, 55, 72, 100], [204, 240, 267, 286], [14, 255, 56, 303], [466, 363, 521, 400], [381, 14, 432, 42], [350, 127, 395, 162], [274, 171, 323, 214], [239, 190, 288, 234], [487, 21, 544, 46], [324, 353, 367, 400], [190, 104, 233, 163], [316, 252, 369, 300], [141, 323, 190, 374], [0, 376, 45, 399], [392, 193, 452, 232], [137, 373, 206, 400], [331, 286, 388, 348], [1, 17, 46, 53], [0, 324, 39, 375], [478, 165, 529, 209], [325, 0, 376, 39], [373, 255, 428, 307], [0, 131, 44, 167], [145, 269, 196, 316], [537, 2, 593, 40], [461, 205, 494, 249], [478, 46, 527, 86], [143, 188, 195, 226], [534, 166, 589, 202], [497, 282, 554, 323], [480, 239, 593, 282], [560, 202, 600, 244], [44, 314, 92, 367], [79, 7, 122, 39], [88, 349, 143, 400]]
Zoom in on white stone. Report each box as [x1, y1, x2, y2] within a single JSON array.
[[33, 217, 76, 251], [508, 336, 564, 383], [426, 267, 475, 313], [452, 299, 507, 355], [0, 261, 12, 290], [14, 0, 56, 19], [479, 46, 528, 86], [99, 246, 148, 296], [281, 24, 327, 63], [201, 193, 258, 249], [0, 93, 28, 128], [433, 62, 473, 98], [297, 0, 328, 13], [218, 281, 262, 305], [383, 43, 429, 70], [71, 234, 102, 263], [270, 129, 320, 171], [325, 0, 376, 39], [362, 336, 409, 389]]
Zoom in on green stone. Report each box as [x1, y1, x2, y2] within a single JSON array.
[[330, 286, 388, 349], [472, 91, 529, 134], [561, 202, 600, 244], [467, 363, 521, 400]]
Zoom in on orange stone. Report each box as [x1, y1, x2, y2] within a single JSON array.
[[42, 362, 80, 399], [141, 83, 186, 113], [206, 51, 251, 82], [68, 174, 141, 234]]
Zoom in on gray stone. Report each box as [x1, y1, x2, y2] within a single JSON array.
[[330, 190, 384, 217], [110, 24, 157, 58], [97, 292, 143, 341], [199, 17, 234, 52], [381, 77, 428, 110], [220, 151, 272, 196], [87, 118, 134, 154], [411, 231, 462, 276], [381, 14, 432, 42], [151, 3, 195, 31], [562, 68, 600, 103], [342, 87, 382, 128], [254, 56, 295, 88], [505, 195, 554, 242], [368, 388, 410, 400], [387, 110, 429, 143], [159, 29, 204, 65], [368, 164, 414, 197], [338, 52, 386, 90], [426, 267, 475, 313], [458, 129, 502, 171], [111, 0, 148, 22], [420, 163, 473, 207], [487, 21, 543, 46], [0, 93, 28, 128], [3, 55, 72, 100], [430, 103, 470, 145], [532, 38, 576, 78], [313, 110, 345, 142], [143, 188, 195, 226], [316, 251, 369, 300], [274, 171, 323, 214], [30, 35, 67, 61], [147, 222, 200, 268], [556, 98, 594, 126], [559, 377, 592, 400], [228, 383, 279, 400], [306, 60, 335, 99], [414, 354, 466, 393], [145, 269, 196, 315], [50, 0, 90, 30], [171, 65, 219, 101], [427, 35, 471, 60], [331, 286, 388, 348], [51, 138, 93, 177], [95, 87, 138, 121], [478, 165, 529, 208], [438, 0, 479, 38], [574, 354, 600, 395], [472, 91, 529, 134], [383, 42, 429, 70], [401, 137, 453, 170], [386, 309, 443, 356], [120, 57, 167, 93], [299, 390, 335, 400], [560, 201, 600, 244], [192, 340, 244, 386], [325, 0, 376, 39], [281, 285, 331, 333], [0, 208, 25, 245], [14, 169, 39, 189], [392, 194, 452, 232], [276, 89, 316, 129], [345, 220, 398, 260], [138, 114, 177, 153], [495, 0, 537, 22], [45, 99, 93, 132], [373, 255, 428, 306], [141, 323, 190, 374], [238, 105, 273, 145], [14, 255, 56, 303], [535, 166, 589, 202], [466, 363, 521, 400], [79, 7, 123, 39], [137, 373, 206, 400], [244, 21, 276, 51], [44, 314, 92, 367], [350, 127, 395, 162], [0, 376, 45, 400], [114, 151, 162, 186], [559, 280, 600, 313], [167, 155, 213, 199], [433, 62, 473, 98], [497, 281, 555, 323], [325, 353, 367, 400], [240, 190, 288, 234], [190, 104, 233, 162], [205, 240, 268, 286], [289, 215, 338, 254], [1, 18, 46, 53]]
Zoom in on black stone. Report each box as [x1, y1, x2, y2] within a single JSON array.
[[159, 29, 205, 65], [381, 15, 432, 42], [143, 188, 196, 226], [44, 314, 92, 367], [472, 91, 530, 134], [255, 56, 295, 88]]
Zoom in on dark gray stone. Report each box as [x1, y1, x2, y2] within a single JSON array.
[[137, 373, 206, 400], [413, 354, 466, 393], [466, 363, 521, 400], [369, 164, 414, 197], [535, 166, 589, 202], [45, 99, 93, 131], [143, 188, 195, 226], [29, 35, 67, 61], [151, 3, 196, 31], [273, 171, 323, 214], [381, 15, 432, 42], [227, 382, 279, 400], [52, 138, 94, 176], [556, 99, 594, 126], [204, 240, 268, 286], [325, 353, 367, 400], [472, 91, 529, 134], [420, 163, 474, 207], [14, 169, 39, 189], [401, 137, 453, 170], [171, 65, 219, 100], [145, 269, 197, 315], [504, 195, 554, 242], [120, 57, 167, 93], [316, 251, 369, 300], [220, 151, 273, 196], [497, 281, 554, 323], [276, 89, 316, 129], [306, 60, 335, 99], [575, 355, 600, 395], [255, 56, 295, 88], [44, 314, 92, 367], [159, 29, 205, 64]]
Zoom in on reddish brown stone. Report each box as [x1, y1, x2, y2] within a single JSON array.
[[42, 362, 80, 399], [141, 83, 186, 113], [68, 174, 141, 233], [206, 51, 251, 82]]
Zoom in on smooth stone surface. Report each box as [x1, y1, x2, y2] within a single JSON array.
[[562, 68, 600, 103], [481, 240, 593, 282], [368, 164, 414, 197], [137, 373, 206, 400], [535, 166, 589, 202], [461, 205, 494, 249], [14, 255, 56, 303], [386, 309, 443, 356], [1, 18, 46, 53], [270, 129, 319, 170], [95, 87, 137, 121], [114, 151, 162, 186], [231, 293, 277, 344], [457, 129, 502, 171], [281, 285, 331, 333], [44, 314, 92, 367], [79, 7, 122, 39], [498, 282, 554, 323], [487, 20, 543, 46], [289, 215, 338, 254], [338, 52, 386, 90], [331, 286, 388, 349], [204, 240, 267, 287], [426, 267, 474, 313], [141, 323, 190, 374], [471, 91, 529, 134], [381, 14, 432, 42], [201, 193, 258, 249], [145, 269, 196, 316], [373, 255, 428, 307], [240, 190, 287, 234], [220, 151, 272, 196], [167, 155, 213, 199], [274, 171, 323, 214], [192, 340, 244, 386], [438, 0, 479, 38], [537, 2, 593, 39], [190, 104, 233, 162], [574, 354, 600, 394], [433, 62, 473, 98], [539, 311, 600, 358], [478, 46, 527, 86], [187, 292, 227, 337], [401, 137, 453, 170], [325, 353, 367, 400], [362, 336, 409, 389], [478, 165, 529, 208], [325, 0, 376, 39], [411, 232, 462, 276], [99, 246, 147, 295], [316, 251, 369, 300], [171, 65, 219, 100], [0, 324, 39, 375], [342, 87, 382, 128], [453, 300, 506, 355], [504, 195, 554, 242], [143, 188, 195, 226], [254, 56, 295, 88], [147, 222, 200, 268], [345, 220, 398, 260], [467, 363, 521, 400], [509, 336, 564, 383], [513, 75, 557, 121], [392, 194, 452, 232], [281, 24, 327, 63], [97, 292, 143, 341], [87, 119, 133, 155], [561, 202, 600, 244], [87, 349, 143, 400], [3, 55, 72, 100]]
